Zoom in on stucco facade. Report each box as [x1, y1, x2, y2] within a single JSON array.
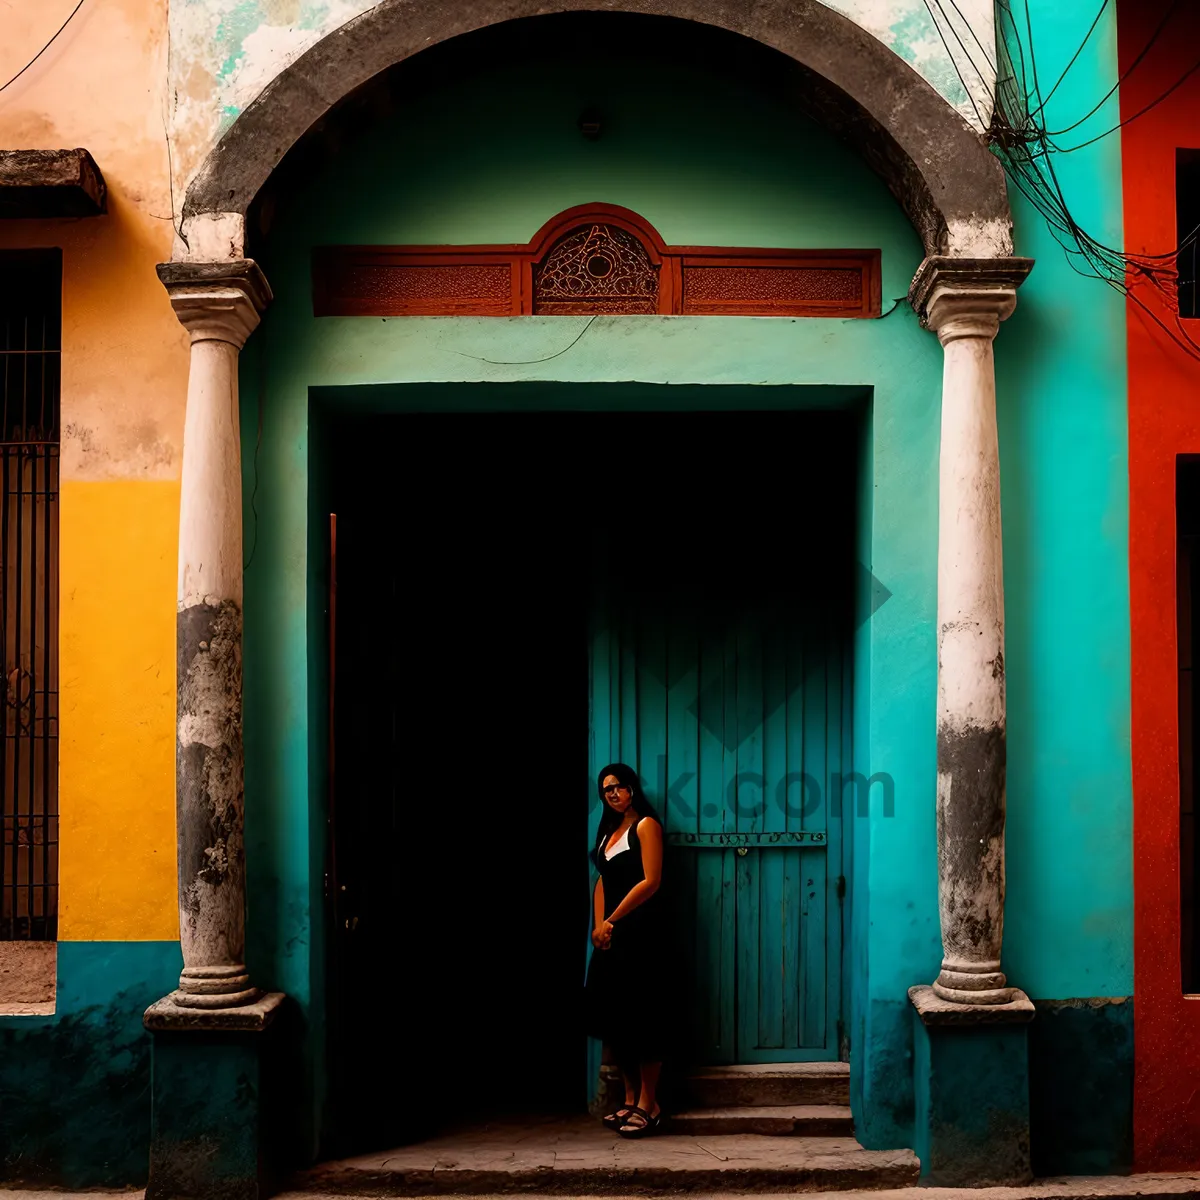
[[167, 0, 996, 206], [0, 0, 1150, 1190]]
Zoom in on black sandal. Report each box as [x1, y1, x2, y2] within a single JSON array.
[[602, 1105, 636, 1130], [617, 1106, 663, 1138]]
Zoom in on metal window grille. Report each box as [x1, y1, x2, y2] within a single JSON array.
[[0, 250, 60, 941]]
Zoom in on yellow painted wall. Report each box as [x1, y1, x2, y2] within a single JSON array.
[[57, 483, 179, 940], [0, 0, 186, 940]]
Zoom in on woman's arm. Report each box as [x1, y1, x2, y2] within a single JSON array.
[[605, 817, 663, 926], [592, 876, 611, 948]]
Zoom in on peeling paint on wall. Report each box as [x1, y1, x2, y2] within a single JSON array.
[[823, 0, 994, 124], [167, 0, 996, 200]]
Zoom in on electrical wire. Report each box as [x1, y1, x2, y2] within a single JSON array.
[[926, 0, 992, 92], [1042, 0, 1182, 137], [988, 0, 1200, 361], [0, 0, 88, 95], [451, 315, 598, 365], [939, 0, 997, 73], [1027, 0, 1108, 118], [1055, 55, 1200, 153], [921, 0, 986, 127], [912, 0, 1200, 360]]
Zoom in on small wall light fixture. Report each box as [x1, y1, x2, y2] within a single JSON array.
[[578, 109, 603, 141]]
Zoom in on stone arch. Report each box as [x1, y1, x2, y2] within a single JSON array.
[[180, 0, 1011, 260]]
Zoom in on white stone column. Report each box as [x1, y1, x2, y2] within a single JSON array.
[[910, 256, 1033, 1005], [158, 260, 272, 1009]]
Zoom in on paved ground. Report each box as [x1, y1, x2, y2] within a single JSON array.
[[9, 1182, 1200, 1200], [5, 1119, 1200, 1200], [294, 1112, 918, 1193]]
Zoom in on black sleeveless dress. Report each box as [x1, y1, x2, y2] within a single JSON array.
[[584, 818, 671, 1061]]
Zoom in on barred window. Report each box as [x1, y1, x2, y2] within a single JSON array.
[[0, 249, 60, 944]]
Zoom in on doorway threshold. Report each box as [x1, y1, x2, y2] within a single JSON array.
[[292, 1111, 916, 1194]]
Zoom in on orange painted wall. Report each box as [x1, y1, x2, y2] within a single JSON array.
[[0, 0, 186, 941], [1119, 0, 1200, 1171]]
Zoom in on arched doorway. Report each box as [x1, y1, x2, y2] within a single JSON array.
[[151, 1, 1030, 1181], [269, 17, 895, 1149]]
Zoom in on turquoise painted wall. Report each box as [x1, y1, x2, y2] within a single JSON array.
[[998, 0, 1132, 1004], [240, 17, 1131, 1161], [0, 942, 181, 1187], [995, 0, 1132, 1173]]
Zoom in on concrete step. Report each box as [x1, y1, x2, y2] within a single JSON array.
[[282, 1174, 1200, 1200], [295, 1114, 917, 1195], [687, 1062, 851, 1108], [668, 1103, 854, 1137]]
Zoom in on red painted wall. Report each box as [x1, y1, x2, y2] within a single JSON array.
[[1121, 0, 1200, 1171]]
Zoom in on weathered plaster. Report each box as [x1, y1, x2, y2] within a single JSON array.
[[0, 0, 186, 950], [167, 0, 996, 204], [176, 599, 246, 980], [0, 0, 186, 484], [173, 2, 1010, 260], [0, 941, 184, 1188]]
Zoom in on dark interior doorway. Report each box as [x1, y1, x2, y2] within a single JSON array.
[[324, 405, 857, 1154], [328, 413, 590, 1153]]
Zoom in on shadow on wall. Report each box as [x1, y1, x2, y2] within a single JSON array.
[[1029, 997, 1133, 1174], [0, 942, 182, 1187]]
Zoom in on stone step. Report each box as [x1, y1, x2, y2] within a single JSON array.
[[686, 1062, 851, 1108], [668, 1103, 854, 1137], [294, 1114, 917, 1195]]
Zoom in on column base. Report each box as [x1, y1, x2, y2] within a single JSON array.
[[144, 991, 287, 1200], [909, 983, 1035, 1186]]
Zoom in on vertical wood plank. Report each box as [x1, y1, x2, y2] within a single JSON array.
[[782, 838, 804, 1047], [698, 616, 732, 1061], [620, 609, 638, 769], [757, 847, 786, 1049], [586, 602, 611, 1099], [763, 613, 788, 836], [667, 615, 698, 837], [738, 620, 765, 837], [736, 845, 757, 1056], [699, 623, 725, 837], [695, 848, 726, 1061], [801, 846, 828, 1048], [737, 619, 765, 1052], [639, 601, 667, 815], [719, 845, 738, 1059], [785, 603, 806, 836], [824, 605, 846, 1054]]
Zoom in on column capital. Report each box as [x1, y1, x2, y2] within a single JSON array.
[[909, 256, 1034, 344], [156, 259, 273, 348]]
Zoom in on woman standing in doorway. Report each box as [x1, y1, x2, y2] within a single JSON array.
[[585, 762, 667, 1138]]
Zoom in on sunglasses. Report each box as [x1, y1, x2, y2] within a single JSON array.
[[602, 784, 630, 795]]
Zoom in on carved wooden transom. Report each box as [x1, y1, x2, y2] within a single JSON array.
[[311, 203, 881, 318], [533, 224, 659, 314]]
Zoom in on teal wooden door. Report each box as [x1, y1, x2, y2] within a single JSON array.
[[589, 582, 848, 1065], [585, 411, 854, 1069]]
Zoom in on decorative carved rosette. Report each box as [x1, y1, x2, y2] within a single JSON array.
[[533, 224, 659, 314]]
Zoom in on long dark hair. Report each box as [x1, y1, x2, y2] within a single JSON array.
[[595, 762, 659, 850]]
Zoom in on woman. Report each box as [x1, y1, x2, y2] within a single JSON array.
[[585, 762, 667, 1138]]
